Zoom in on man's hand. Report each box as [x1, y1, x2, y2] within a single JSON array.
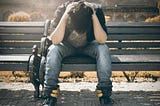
[[84, 2, 96, 14], [63, 2, 79, 20], [84, 2, 101, 15]]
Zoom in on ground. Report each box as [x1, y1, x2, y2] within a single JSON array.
[[0, 82, 160, 106]]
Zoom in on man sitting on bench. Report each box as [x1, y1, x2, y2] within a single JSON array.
[[43, 0, 112, 105]]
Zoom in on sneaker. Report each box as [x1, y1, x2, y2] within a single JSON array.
[[99, 96, 112, 105], [42, 86, 60, 106], [96, 89, 112, 105]]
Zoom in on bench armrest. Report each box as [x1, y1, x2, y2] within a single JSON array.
[[40, 37, 52, 57], [43, 19, 51, 37]]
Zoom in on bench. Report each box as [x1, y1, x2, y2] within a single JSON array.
[[0, 21, 160, 98]]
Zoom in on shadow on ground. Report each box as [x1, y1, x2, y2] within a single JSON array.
[[0, 89, 160, 106]]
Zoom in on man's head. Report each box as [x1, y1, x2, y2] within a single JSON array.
[[68, 1, 93, 33]]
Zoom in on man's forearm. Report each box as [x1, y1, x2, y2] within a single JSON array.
[[92, 13, 107, 43], [50, 14, 68, 44]]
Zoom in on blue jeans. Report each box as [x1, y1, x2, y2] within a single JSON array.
[[44, 41, 112, 89]]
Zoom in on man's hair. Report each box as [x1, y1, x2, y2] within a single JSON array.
[[68, 1, 93, 33]]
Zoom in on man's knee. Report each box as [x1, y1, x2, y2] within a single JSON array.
[[97, 44, 109, 53], [94, 44, 110, 57]]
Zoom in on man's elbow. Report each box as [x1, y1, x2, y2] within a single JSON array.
[[52, 40, 61, 45], [97, 35, 107, 44], [97, 39, 106, 44], [51, 38, 61, 45]]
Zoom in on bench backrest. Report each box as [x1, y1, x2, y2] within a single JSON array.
[[0, 20, 50, 54], [0, 21, 160, 55], [106, 22, 160, 55]]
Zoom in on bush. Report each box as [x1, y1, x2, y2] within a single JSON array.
[[8, 11, 31, 22], [145, 15, 160, 22]]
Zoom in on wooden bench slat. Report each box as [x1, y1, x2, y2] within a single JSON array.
[[0, 55, 30, 62], [112, 63, 160, 71], [0, 42, 40, 48], [0, 34, 42, 40], [0, 22, 45, 27], [1, 42, 159, 48], [107, 27, 160, 34], [112, 55, 160, 62], [0, 49, 33, 54], [0, 48, 159, 55], [108, 34, 160, 40], [106, 42, 160, 48], [110, 49, 160, 54], [1, 34, 159, 40], [0, 63, 28, 71], [106, 22, 160, 27], [0, 63, 159, 71], [1, 54, 160, 63], [62, 55, 160, 64], [0, 27, 44, 34], [1, 60, 159, 71], [62, 63, 160, 71]]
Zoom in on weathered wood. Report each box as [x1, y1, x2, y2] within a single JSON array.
[[109, 49, 160, 55], [0, 55, 30, 62], [61, 63, 160, 71], [108, 34, 160, 40], [0, 22, 45, 27], [1, 42, 159, 49], [0, 27, 44, 33], [0, 54, 159, 63], [0, 63, 28, 71], [0, 34, 42, 40], [62, 55, 160, 63], [1, 48, 160, 55], [0, 42, 40, 48], [0, 49, 35, 54], [106, 42, 160, 48], [1, 62, 159, 71], [107, 27, 160, 34], [106, 22, 160, 27], [0, 21, 160, 72]]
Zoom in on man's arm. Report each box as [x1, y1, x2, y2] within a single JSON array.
[[92, 8, 107, 44], [49, 13, 68, 44], [49, 2, 76, 44]]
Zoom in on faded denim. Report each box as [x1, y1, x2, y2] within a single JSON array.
[[44, 41, 112, 89]]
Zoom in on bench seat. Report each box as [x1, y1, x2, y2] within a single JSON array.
[[62, 54, 160, 71], [1, 54, 159, 71]]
